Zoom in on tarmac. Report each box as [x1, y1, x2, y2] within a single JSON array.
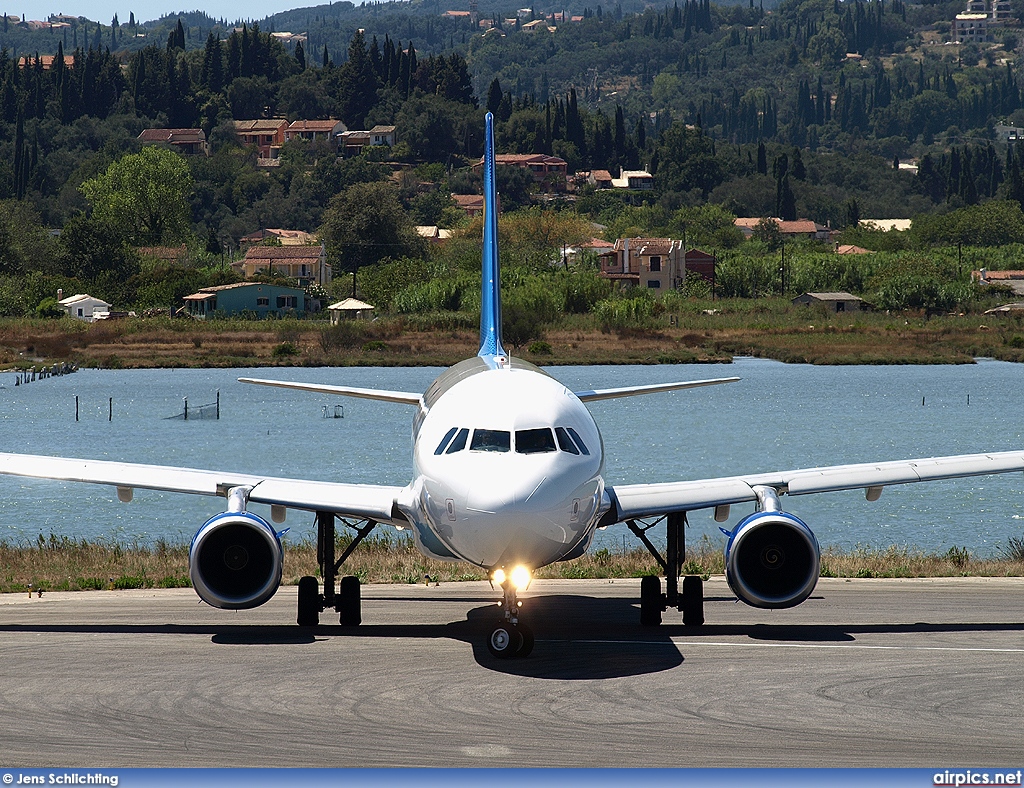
[[0, 576, 1022, 767]]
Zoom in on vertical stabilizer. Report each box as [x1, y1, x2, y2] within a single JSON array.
[[478, 112, 507, 362]]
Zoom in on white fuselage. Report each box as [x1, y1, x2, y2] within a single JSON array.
[[396, 358, 606, 571]]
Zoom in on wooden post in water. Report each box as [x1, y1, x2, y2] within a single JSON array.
[[216, 390, 220, 420], [108, 397, 112, 421], [183, 397, 188, 421], [75, 396, 79, 422]]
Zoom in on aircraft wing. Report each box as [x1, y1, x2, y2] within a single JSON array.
[[0, 452, 405, 524], [605, 449, 1024, 522], [575, 376, 739, 402], [239, 377, 422, 406]]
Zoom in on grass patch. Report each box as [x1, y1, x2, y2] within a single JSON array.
[[2, 533, 1023, 594]]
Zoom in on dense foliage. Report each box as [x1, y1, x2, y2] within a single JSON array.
[[0, 1, 1023, 323]]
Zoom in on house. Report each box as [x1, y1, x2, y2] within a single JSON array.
[[521, 19, 554, 31], [954, 12, 988, 41], [239, 229, 318, 247], [859, 219, 913, 233], [18, 53, 75, 70], [183, 282, 309, 319], [338, 125, 397, 156], [588, 170, 613, 189], [270, 31, 308, 44], [679, 248, 717, 283], [835, 244, 871, 255], [792, 292, 865, 312], [138, 128, 208, 156], [234, 244, 331, 286], [283, 119, 346, 147], [474, 153, 568, 191], [611, 169, 655, 190], [972, 269, 1024, 296], [416, 226, 453, 243], [59, 293, 112, 322], [328, 297, 375, 324], [734, 217, 830, 241], [598, 238, 709, 292], [232, 119, 289, 160], [778, 220, 829, 240], [452, 193, 487, 217]]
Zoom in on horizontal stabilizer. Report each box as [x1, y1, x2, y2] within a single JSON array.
[[575, 376, 739, 403], [239, 377, 422, 406]]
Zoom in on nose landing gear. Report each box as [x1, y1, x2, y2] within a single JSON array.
[[487, 577, 534, 659]]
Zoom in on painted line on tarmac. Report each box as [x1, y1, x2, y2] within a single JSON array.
[[568, 639, 1024, 654]]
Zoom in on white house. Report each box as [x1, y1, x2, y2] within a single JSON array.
[[58, 293, 111, 322]]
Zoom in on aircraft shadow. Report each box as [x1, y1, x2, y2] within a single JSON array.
[[4, 593, 1023, 679]]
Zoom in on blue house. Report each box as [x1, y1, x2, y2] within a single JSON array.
[[183, 283, 309, 319]]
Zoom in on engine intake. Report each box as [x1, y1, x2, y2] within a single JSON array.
[[724, 511, 820, 609], [190, 511, 283, 609]]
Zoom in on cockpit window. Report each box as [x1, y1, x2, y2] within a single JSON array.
[[434, 427, 459, 455], [565, 427, 591, 455], [516, 428, 557, 454], [555, 427, 579, 455], [445, 428, 469, 454], [470, 429, 510, 452]]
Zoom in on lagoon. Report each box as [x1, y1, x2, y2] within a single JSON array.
[[0, 358, 1022, 556]]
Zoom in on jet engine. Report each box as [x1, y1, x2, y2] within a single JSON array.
[[189, 511, 283, 609], [723, 510, 820, 609]]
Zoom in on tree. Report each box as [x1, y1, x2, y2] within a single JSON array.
[[79, 147, 194, 246], [319, 181, 425, 273], [57, 213, 139, 282], [653, 122, 723, 197], [0, 200, 54, 275]]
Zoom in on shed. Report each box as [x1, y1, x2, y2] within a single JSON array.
[[58, 293, 112, 322], [984, 302, 1024, 314], [328, 298, 375, 324], [792, 292, 865, 313]]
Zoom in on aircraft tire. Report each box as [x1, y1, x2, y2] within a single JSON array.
[[682, 575, 704, 627], [297, 575, 320, 627], [487, 623, 522, 659], [338, 575, 361, 626], [515, 623, 535, 658], [640, 575, 662, 626]]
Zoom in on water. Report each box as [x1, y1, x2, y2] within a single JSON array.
[[1, 358, 1022, 556]]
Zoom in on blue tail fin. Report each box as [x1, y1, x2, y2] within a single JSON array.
[[478, 112, 507, 362]]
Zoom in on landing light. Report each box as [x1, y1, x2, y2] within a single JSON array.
[[491, 568, 506, 585], [510, 565, 532, 591]]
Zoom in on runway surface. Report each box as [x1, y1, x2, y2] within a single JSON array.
[[1, 577, 1022, 767]]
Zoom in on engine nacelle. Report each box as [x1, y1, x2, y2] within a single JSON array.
[[723, 511, 820, 609], [189, 511, 283, 609]]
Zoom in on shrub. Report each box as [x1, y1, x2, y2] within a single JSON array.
[[272, 341, 299, 357]]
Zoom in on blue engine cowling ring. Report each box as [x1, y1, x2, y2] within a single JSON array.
[[190, 511, 283, 609], [724, 510, 820, 609]]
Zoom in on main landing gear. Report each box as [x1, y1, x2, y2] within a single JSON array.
[[297, 510, 376, 627], [629, 511, 704, 628], [487, 573, 534, 659]]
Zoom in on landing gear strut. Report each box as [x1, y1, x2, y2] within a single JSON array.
[[629, 511, 704, 627], [487, 578, 534, 659], [296, 510, 376, 627]]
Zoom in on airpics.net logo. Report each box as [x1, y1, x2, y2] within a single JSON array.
[[935, 771, 1023, 786]]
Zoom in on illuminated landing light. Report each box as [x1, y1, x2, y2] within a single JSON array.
[[510, 565, 532, 591], [491, 568, 507, 585]]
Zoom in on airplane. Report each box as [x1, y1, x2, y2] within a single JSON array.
[[2, 112, 1024, 659]]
